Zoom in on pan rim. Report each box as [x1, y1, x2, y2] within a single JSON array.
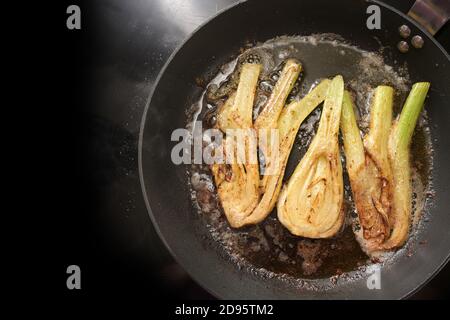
[[138, 0, 450, 300]]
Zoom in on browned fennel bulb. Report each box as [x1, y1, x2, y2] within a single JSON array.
[[277, 75, 345, 238], [340, 87, 394, 253], [211, 63, 261, 227], [384, 82, 430, 249], [341, 83, 430, 252]]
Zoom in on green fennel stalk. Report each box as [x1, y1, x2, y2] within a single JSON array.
[[384, 82, 430, 249]]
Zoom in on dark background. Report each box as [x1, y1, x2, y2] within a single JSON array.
[[56, 0, 450, 299]]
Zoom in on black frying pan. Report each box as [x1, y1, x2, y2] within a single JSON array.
[[139, 0, 450, 299]]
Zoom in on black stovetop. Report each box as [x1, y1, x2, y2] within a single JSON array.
[[66, 0, 450, 299]]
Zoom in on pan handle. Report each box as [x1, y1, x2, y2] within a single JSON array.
[[408, 0, 450, 35]]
